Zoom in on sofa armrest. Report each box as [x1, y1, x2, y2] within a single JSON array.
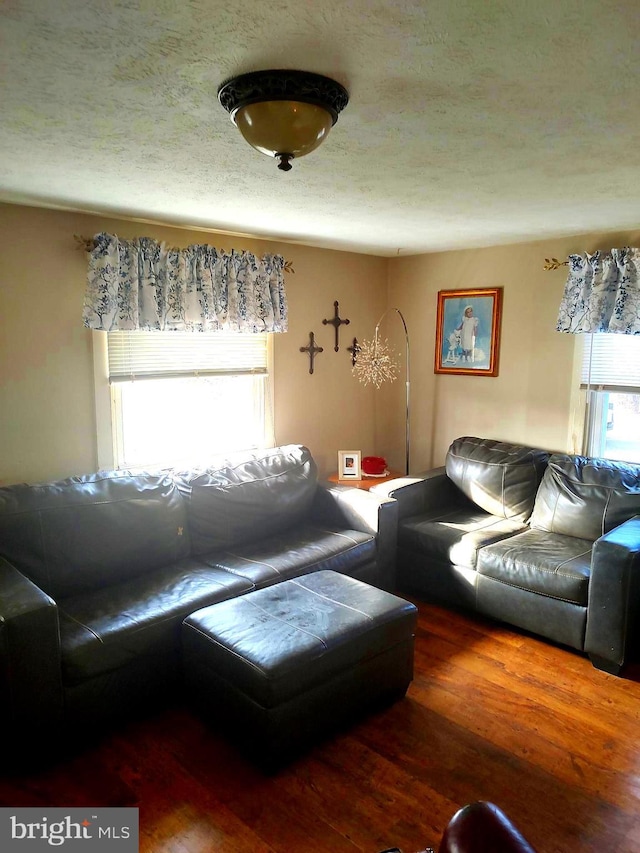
[[0, 556, 64, 739], [585, 515, 640, 674], [311, 484, 398, 590], [438, 801, 538, 853], [370, 467, 465, 520]]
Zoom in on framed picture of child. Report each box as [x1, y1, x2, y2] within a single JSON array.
[[338, 450, 362, 479], [434, 287, 503, 376]]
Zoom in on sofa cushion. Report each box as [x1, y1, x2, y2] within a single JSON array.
[[58, 557, 254, 684], [201, 523, 376, 587], [445, 436, 550, 523], [530, 454, 640, 541], [177, 444, 318, 555], [0, 471, 190, 599], [399, 506, 526, 570], [477, 528, 592, 606]]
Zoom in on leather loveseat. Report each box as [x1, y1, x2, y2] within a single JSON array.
[[0, 444, 397, 753], [375, 436, 640, 675]]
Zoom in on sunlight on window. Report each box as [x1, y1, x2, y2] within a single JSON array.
[[582, 335, 640, 464], [117, 375, 266, 469], [601, 393, 640, 464]]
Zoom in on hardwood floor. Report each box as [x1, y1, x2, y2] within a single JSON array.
[[3, 600, 640, 852]]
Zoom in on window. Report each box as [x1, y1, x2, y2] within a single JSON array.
[[95, 331, 273, 470], [581, 334, 640, 463]]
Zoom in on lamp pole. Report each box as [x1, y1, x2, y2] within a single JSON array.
[[396, 309, 410, 475], [371, 308, 410, 475]]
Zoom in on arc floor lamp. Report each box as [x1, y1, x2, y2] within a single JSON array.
[[352, 309, 411, 475]]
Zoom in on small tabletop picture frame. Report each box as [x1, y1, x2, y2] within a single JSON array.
[[338, 450, 362, 479]]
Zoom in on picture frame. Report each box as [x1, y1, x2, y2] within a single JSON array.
[[338, 450, 362, 479], [434, 287, 503, 376]]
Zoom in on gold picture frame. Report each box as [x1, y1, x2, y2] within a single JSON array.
[[434, 287, 503, 376]]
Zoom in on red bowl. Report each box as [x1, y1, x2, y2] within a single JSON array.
[[362, 456, 387, 475]]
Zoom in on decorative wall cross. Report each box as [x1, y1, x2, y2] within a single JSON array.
[[347, 337, 359, 367], [300, 331, 324, 374], [322, 300, 350, 351]]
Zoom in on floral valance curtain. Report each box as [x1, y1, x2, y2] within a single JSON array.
[[556, 247, 640, 335], [82, 233, 288, 333]]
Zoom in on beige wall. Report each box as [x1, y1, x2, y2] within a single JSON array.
[[385, 228, 640, 471], [0, 203, 387, 484], [1, 201, 638, 485], [274, 243, 387, 475]]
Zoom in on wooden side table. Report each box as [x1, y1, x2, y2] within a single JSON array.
[[327, 471, 404, 491]]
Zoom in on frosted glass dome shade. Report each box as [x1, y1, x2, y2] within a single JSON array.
[[235, 101, 333, 162]]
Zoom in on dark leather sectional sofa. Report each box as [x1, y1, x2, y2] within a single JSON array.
[[0, 444, 397, 754], [4, 434, 640, 764], [376, 436, 640, 675]]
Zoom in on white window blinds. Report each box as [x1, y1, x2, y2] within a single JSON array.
[[581, 334, 640, 391], [107, 331, 268, 382]]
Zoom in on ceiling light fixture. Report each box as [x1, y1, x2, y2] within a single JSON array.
[[218, 69, 349, 172]]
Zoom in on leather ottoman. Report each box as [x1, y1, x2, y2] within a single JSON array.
[[182, 570, 418, 769]]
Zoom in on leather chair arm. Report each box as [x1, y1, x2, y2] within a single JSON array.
[[438, 801, 538, 853], [585, 515, 640, 674], [0, 556, 64, 740], [371, 467, 465, 520], [311, 484, 398, 590]]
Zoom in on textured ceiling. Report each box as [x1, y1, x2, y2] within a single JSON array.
[[0, 0, 639, 256]]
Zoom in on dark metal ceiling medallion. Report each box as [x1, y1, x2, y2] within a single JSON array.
[[218, 70, 349, 124]]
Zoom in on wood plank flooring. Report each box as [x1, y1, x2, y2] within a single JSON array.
[[2, 600, 640, 853]]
